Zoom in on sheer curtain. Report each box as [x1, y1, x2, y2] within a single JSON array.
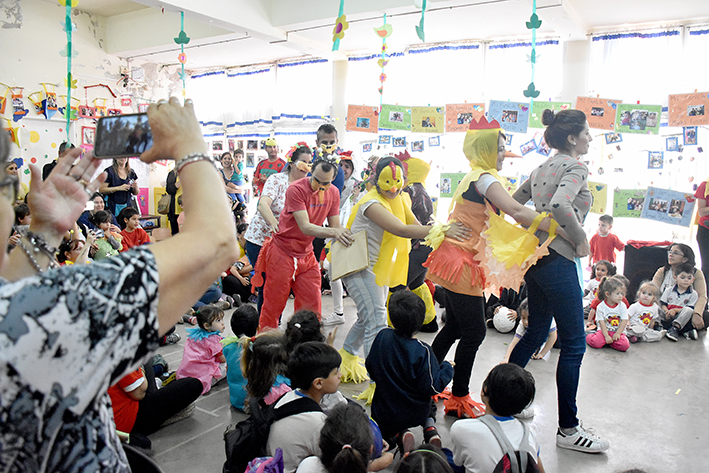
[[588, 28, 683, 104], [686, 27, 709, 92]]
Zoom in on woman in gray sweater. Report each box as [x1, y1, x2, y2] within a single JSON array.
[[510, 109, 610, 454]]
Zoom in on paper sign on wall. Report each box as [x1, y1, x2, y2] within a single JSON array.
[[612, 189, 646, 218], [529, 101, 572, 129], [588, 181, 608, 214], [346, 105, 379, 133], [614, 104, 662, 135], [379, 104, 411, 131], [668, 92, 709, 127], [641, 186, 696, 227], [445, 103, 485, 132], [411, 106, 445, 133], [576, 97, 622, 130], [488, 100, 530, 134], [440, 172, 467, 198], [501, 176, 518, 194]]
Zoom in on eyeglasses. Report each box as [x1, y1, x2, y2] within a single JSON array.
[[667, 250, 684, 257]]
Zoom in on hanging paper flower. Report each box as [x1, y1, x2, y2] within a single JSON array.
[[333, 15, 349, 42], [178, 52, 187, 64], [379, 73, 387, 83]]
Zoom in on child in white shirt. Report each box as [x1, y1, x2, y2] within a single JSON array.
[[625, 281, 664, 343], [586, 277, 629, 352]]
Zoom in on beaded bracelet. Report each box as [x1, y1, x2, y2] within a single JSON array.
[[175, 153, 215, 174], [16, 233, 59, 274]]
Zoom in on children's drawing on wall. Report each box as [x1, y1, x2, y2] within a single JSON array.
[[247, 140, 257, 150], [389, 111, 403, 123], [428, 136, 440, 147], [378, 135, 391, 144], [441, 178, 451, 194], [393, 137, 406, 147], [641, 187, 696, 227], [520, 138, 537, 156], [537, 136, 551, 156], [613, 189, 646, 218], [228, 139, 235, 151], [647, 151, 663, 169], [212, 140, 223, 151], [666, 136, 679, 151], [684, 126, 697, 145], [688, 104, 704, 116], [411, 140, 424, 152], [362, 142, 373, 153], [439, 172, 466, 198], [246, 153, 255, 167], [356, 117, 370, 128], [605, 133, 622, 144]]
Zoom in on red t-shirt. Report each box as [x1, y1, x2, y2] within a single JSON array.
[[694, 181, 709, 229], [120, 227, 151, 251], [589, 232, 624, 264], [107, 369, 145, 432], [272, 177, 339, 258], [254, 158, 287, 195]]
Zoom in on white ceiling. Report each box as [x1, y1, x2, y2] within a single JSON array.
[[71, 0, 709, 70]]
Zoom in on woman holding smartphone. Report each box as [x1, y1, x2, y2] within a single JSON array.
[[100, 157, 139, 216]]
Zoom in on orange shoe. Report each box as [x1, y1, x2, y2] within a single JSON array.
[[443, 393, 485, 418], [432, 387, 452, 402]]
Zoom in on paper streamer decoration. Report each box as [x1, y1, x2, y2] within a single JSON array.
[[529, 101, 571, 128], [488, 100, 530, 134], [0, 87, 7, 114], [445, 103, 485, 132], [61, 0, 75, 144], [587, 181, 608, 214], [614, 103, 662, 135], [41, 83, 58, 119], [11, 87, 29, 122], [440, 172, 467, 198], [3, 118, 20, 148], [416, 0, 427, 42], [58, 95, 80, 121], [373, 14, 392, 107], [332, 0, 348, 52], [174, 11, 190, 94], [523, 0, 542, 103], [411, 106, 445, 133], [641, 186, 696, 227], [379, 104, 411, 131], [613, 189, 646, 218], [28, 92, 44, 115], [345, 105, 379, 133], [668, 92, 709, 127], [576, 97, 622, 130]]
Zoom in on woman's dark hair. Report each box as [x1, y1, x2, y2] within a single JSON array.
[[14, 203, 30, 225], [242, 332, 288, 398], [236, 222, 248, 235], [57, 238, 82, 263], [117, 207, 139, 229], [388, 290, 425, 338], [285, 310, 325, 352], [482, 363, 535, 417], [196, 305, 224, 331], [663, 243, 696, 275], [221, 152, 232, 160], [89, 210, 112, 226], [319, 404, 372, 473], [287, 342, 341, 390], [541, 109, 587, 152], [591, 260, 616, 279], [90, 192, 104, 202], [395, 445, 453, 473]]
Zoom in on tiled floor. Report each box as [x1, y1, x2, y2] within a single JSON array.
[[148, 294, 708, 473]]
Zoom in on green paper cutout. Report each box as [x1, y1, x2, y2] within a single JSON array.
[[332, 0, 345, 51], [415, 0, 426, 42], [65, 3, 73, 144]]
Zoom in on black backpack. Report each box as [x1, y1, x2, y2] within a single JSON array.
[[478, 415, 541, 473], [223, 395, 322, 473]]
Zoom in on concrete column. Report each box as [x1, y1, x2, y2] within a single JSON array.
[[560, 39, 590, 100]]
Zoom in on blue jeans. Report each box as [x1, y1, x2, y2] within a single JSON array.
[[343, 268, 387, 358], [508, 250, 586, 429], [245, 240, 263, 312], [193, 283, 222, 309]]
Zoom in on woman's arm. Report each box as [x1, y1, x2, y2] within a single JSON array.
[[74, 232, 95, 265], [257, 196, 278, 232], [697, 197, 709, 217], [692, 270, 707, 328], [166, 170, 180, 195], [502, 335, 520, 363], [485, 182, 567, 238], [534, 330, 557, 359], [511, 177, 532, 204], [364, 202, 471, 241]]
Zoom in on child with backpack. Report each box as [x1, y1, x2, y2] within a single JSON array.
[[450, 363, 545, 473], [222, 305, 260, 410], [366, 291, 453, 453], [267, 342, 342, 473]]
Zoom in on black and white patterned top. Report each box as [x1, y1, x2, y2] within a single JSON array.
[[0, 247, 160, 472]]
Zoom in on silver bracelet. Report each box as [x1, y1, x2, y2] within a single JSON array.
[[175, 153, 215, 174]]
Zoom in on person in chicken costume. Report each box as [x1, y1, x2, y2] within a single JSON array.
[[424, 116, 561, 418], [338, 157, 470, 396]]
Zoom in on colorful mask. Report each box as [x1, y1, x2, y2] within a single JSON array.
[[320, 143, 337, 154], [377, 161, 405, 193]]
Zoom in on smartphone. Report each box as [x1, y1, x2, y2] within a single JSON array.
[[94, 113, 153, 158]]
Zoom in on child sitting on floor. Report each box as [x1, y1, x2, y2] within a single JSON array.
[[241, 331, 292, 405], [625, 281, 664, 343], [89, 210, 122, 260], [502, 298, 557, 363], [366, 291, 453, 453], [586, 277, 630, 352], [267, 342, 342, 473], [176, 306, 227, 394], [450, 363, 544, 473], [222, 305, 260, 410], [586, 274, 629, 331], [117, 207, 151, 251], [661, 262, 700, 342], [584, 260, 615, 304]]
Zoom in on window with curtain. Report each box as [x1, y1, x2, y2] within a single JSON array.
[[686, 26, 709, 92], [588, 28, 683, 104], [483, 38, 562, 102]]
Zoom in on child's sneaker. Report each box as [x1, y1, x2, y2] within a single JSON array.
[[556, 423, 610, 453], [514, 406, 535, 419], [684, 328, 698, 340], [628, 335, 638, 343], [666, 326, 680, 341], [423, 425, 442, 449], [397, 430, 415, 456]]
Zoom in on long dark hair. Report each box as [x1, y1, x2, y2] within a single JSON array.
[[541, 109, 587, 152], [663, 243, 696, 275]]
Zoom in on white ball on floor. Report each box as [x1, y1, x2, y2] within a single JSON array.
[[493, 307, 515, 333]]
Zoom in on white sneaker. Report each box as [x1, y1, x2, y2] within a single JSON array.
[[556, 423, 610, 453], [322, 312, 345, 326], [514, 406, 535, 419]]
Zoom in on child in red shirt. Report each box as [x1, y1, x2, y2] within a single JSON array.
[[589, 214, 624, 265], [118, 207, 152, 251]]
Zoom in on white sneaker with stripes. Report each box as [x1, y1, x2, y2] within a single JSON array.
[[556, 423, 610, 453]]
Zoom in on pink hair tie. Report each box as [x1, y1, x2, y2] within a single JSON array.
[[341, 444, 352, 450]]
